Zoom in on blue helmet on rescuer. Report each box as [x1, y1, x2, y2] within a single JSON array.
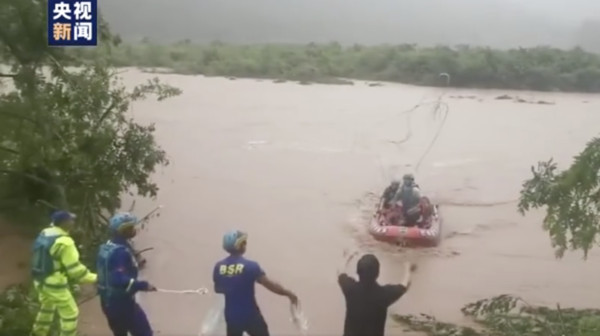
[[109, 212, 138, 235], [222, 230, 248, 254]]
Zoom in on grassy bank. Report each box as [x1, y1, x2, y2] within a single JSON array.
[[73, 41, 600, 92]]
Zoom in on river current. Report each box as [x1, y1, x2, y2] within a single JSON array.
[[79, 70, 600, 335]]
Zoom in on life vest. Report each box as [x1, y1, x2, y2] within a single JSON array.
[[30, 231, 64, 282], [96, 241, 130, 299], [399, 185, 420, 209]]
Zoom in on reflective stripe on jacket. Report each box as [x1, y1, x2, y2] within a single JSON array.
[[36, 226, 97, 291]]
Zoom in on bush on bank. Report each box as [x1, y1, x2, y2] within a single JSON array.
[[393, 294, 600, 336], [70, 40, 600, 92]]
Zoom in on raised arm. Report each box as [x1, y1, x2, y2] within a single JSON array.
[[399, 261, 413, 288], [382, 261, 415, 307], [337, 250, 359, 295], [337, 250, 358, 276]]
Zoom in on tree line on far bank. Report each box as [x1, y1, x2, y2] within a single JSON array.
[[70, 40, 600, 93]]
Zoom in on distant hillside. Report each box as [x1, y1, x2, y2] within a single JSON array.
[[100, 0, 587, 49]]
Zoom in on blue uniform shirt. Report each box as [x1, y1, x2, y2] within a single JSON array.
[[213, 255, 265, 326], [98, 237, 149, 307]]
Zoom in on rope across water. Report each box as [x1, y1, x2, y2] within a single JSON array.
[[377, 73, 518, 208]]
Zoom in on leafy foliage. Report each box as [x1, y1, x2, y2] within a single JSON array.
[[0, 284, 37, 336], [394, 294, 600, 336], [518, 138, 600, 258], [0, 0, 181, 334], [73, 40, 600, 92]]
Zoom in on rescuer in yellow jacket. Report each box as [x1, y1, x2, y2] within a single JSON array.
[[30, 210, 98, 336]]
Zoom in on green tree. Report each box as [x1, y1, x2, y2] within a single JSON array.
[[0, 0, 181, 334], [518, 138, 600, 258]]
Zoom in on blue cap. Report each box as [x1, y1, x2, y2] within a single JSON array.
[[51, 210, 76, 224]]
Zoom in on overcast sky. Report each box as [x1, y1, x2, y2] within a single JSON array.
[[100, 0, 600, 49]]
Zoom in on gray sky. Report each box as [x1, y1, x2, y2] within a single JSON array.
[[505, 0, 600, 25], [100, 0, 600, 49]]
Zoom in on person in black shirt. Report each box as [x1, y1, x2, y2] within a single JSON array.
[[337, 252, 414, 336]]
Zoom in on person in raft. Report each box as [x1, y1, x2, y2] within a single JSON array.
[[379, 179, 400, 209], [337, 251, 415, 336], [213, 230, 299, 336], [394, 173, 423, 226]]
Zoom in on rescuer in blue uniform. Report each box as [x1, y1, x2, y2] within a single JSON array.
[[97, 212, 157, 336], [214, 230, 299, 336]]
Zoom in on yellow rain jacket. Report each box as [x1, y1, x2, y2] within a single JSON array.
[[31, 226, 97, 336], [35, 226, 97, 288]]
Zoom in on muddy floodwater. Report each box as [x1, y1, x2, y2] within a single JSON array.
[[82, 70, 600, 335]]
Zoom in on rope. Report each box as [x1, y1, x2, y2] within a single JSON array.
[[77, 293, 97, 305], [76, 287, 209, 307], [290, 302, 309, 335], [377, 73, 450, 181], [414, 100, 449, 172], [375, 73, 517, 208], [413, 74, 451, 173], [156, 287, 209, 295]]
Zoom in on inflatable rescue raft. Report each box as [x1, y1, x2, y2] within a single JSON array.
[[368, 197, 442, 247]]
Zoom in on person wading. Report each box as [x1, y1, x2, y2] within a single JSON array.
[[337, 252, 414, 336], [97, 212, 157, 336], [30, 210, 97, 336], [213, 230, 299, 336]]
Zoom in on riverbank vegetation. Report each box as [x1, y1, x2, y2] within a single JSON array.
[[70, 40, 600, 92], [0, 0, 180, 334], [394, 295, 600, 336]]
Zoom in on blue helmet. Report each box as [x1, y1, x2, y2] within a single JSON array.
[[50, 210, 76, 224], [109, 212, 138, 234], [222, 230, 248, 253]]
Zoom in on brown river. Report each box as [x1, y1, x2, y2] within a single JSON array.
[[78, 69, 600, 335]]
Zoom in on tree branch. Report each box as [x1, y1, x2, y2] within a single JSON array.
[[94, 99, 118, 131], [0, 110, 69, 149], [0, 169, 52, 185], [0, 145, 19, 155]]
